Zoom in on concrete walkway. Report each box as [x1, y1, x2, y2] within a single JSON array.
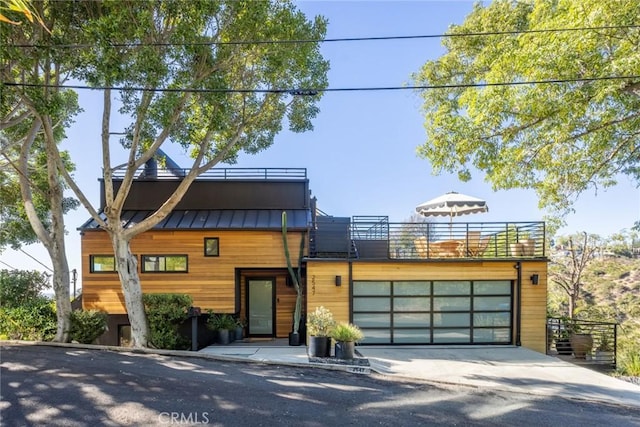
[[199, 343, 640, 409]]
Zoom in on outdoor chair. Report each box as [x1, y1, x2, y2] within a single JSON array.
[[465, 231, 491, 256]]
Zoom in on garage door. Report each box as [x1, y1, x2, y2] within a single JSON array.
[[352, 280, 512, 344]]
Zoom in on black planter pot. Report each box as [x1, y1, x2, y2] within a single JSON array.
[[335, 341, 355, 359], [234, 326, 244, 341], [308, 336, 331, 357], [289, 332, 302, 346], [217, 329, 230, 345]]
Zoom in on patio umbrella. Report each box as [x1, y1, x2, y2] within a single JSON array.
[[415, 191, 488, 223]]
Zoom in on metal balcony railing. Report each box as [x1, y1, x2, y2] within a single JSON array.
[[347, 220, 546, 260], [112, 167, 307, 180], [547, 317, 617, 370]]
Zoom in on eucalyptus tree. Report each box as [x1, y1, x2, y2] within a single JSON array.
[[50, 0, 329, 347], [412, 0, 640, 225], [1, 0, 83, 341]]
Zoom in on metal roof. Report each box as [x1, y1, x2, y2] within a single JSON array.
[[79, 209, 310, 231]]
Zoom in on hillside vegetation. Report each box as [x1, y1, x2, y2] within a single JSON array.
[[549, 256, 640, 374]]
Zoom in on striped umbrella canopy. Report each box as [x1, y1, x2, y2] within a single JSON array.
[[415, 191, 488, 221]]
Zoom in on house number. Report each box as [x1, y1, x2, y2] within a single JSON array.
[[311, 275, 316, 296]]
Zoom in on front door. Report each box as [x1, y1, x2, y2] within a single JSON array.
[[247, 278, 275, 337]]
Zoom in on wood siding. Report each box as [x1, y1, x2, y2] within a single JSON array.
[[82, 229, 305, 340], [306, 260, 548, 353]]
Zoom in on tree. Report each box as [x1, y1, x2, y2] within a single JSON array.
[[0, 269, 50, 308], [47, 0, 328, 347], [412, 0, 640, 223], [1, 0, 83, 342], [550, 232, 601, 318]]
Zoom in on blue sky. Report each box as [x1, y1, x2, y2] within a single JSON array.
[[1, 1, 638, 278]]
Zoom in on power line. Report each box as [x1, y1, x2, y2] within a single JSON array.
[[18, 248, 53, 272], [3, 75, 639, 95], [9, 24, 640, 49], [0, 259, 17, 270]]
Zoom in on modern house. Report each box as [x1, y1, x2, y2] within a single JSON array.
[[80, 164, 548, 353]]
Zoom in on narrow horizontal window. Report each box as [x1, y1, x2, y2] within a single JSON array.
[[90, 255, 116, 273], [204, 237, 219, 257], [141, 255, 188, 273]]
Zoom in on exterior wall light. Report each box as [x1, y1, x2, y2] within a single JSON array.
[[335, 275, 342, 287], [530, 274, 539, 285]]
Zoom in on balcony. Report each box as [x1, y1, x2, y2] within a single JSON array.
[[310, 216, 546, 260]]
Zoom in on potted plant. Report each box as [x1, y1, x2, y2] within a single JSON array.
[[520, 233, 536, 256], [569, 323, 593, 359], [331, 322, 364, 360], [594, 331, 614, 363], [234, 316, 246, 342], [206, 313, 236, 345], [307, 306, 335, 357]]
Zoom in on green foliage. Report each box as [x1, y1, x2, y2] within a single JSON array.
[[74, 0, 329, 163], [1, 0, 81, 252], [412, 0, 640, 222], [330, 322, 364, 342], [0, 269, 50, 308], [307, 306, 335, 337], [206, 313, 236, 331], [69, 310, 108, 344], [618, 350, 640, 377], [0, 296, 57, 341], [143, 293, 192, 350]]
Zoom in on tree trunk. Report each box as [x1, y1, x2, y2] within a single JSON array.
[[49, 244, 72, 342], [111, 234, 149, 348], [17, 119, 72, 342], [45, 121, 72, 342]]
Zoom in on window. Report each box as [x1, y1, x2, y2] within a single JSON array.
[[90, 255, 116, 273], [141, 255, 188, 273], [204, 237, 219, 257]]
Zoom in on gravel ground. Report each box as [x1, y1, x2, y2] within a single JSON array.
[[618, 376, 640, 386]]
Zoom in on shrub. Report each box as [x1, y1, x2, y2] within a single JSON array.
[[307, 306, 335, 337], [143, 293, 192, 350], [0, 296, 56, 341], [618, 348, 640, 377], [330, 322, 364, 342], [69, 310, 108, 344], [206, 313, 236, 331]]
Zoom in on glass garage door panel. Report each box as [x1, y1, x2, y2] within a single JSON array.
[[361, 329, 391, 344], [353, 297, 390, 312], [353, 313, 390, 328], [394, 329, 430, 343], [353, 281, 391, 296], [433, 329, 471, 343], [433, 297, 470, 311], [474, 312, 511, 327], [433, 312, 470, 327], [475, 296, 511, 311], [394, 313, 430, 327], [394, 281, 430, 295], [474, 328, 511, 343], [394, 297, 430, 311]]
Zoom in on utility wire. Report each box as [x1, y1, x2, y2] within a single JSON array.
[[19, 248, 53, 272], [9, 24, 640, 49], [3, 75, 639, 95], [0, 259, 17, 270]]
